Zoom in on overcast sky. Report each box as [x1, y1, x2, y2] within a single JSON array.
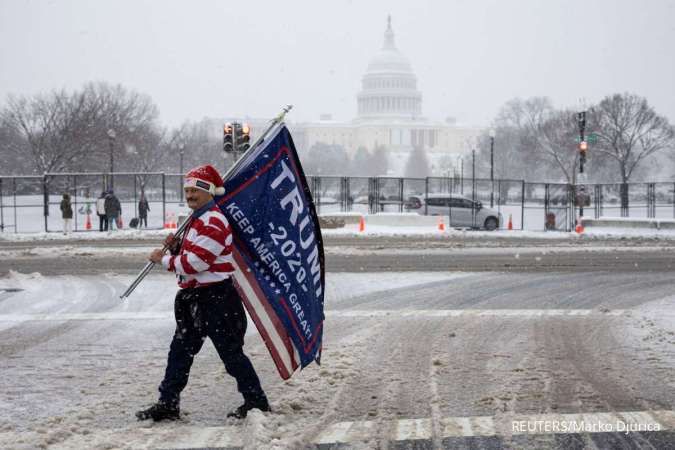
[[1, 0, 674, 128]]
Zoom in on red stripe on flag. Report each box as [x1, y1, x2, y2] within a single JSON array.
[[233, 276, 291, 380], [236, 250, 298, 368], [231, 248, 299, 377]]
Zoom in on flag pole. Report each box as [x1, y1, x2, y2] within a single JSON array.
[[119, 105, 293, 300]]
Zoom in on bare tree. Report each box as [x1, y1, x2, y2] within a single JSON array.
[[168, 119, 219, 174], [528, 108, 581, 184], [0, 82, 162, 176], [475, 98, 552, 182], [0, 116, 31, 174], [1, 90, 99, 174], [591, 93, 675, 183]]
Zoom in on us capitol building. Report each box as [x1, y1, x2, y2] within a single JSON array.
[[218, 17, 483, 176]]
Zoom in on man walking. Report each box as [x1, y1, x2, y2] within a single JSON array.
[[136, 164, 269, 422], [96, 191, 107, 231], [104, 190, 121, 231], [138, 192, 150, 228], [60, 193, 73, 235]]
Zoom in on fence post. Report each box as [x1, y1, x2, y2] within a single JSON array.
[[520, 180, 525, 231], [497, 180, 501, 214], [594, 184, 602, 219], [647, 183, 655, 218], [73, 174, 78, 232], [133, 175, 138, 220], [42, 174, 49, 232], [0, 178, 3, 232], [161, 173, 166, 228], [620, 183, 629, 217], [398, 178, 404, 213], [315, 177, 322, 215], [424, 177, 429, 216], [13, 178, 17, 233]]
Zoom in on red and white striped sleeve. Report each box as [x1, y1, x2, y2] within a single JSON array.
[[161, 209, 232, 275]]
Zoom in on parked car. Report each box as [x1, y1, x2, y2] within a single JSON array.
[[404, 194, 503, 230]]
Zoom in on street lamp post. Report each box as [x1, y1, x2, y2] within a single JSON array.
[[489, 129, 495, 208], [107, 129, 116, 190], [472, 149, 476, 227], [178, 142, 185, 203], [576, 105, 587, 221]]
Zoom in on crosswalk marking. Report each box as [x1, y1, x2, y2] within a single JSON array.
[[314, 409, 675, 444], [1, 409, 672, 449]]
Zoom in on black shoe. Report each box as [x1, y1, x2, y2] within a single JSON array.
[[135, 401, 180, 421], [227, 397, 271, 419]]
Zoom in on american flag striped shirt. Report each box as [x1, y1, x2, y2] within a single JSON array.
[[161, 202, 234, 288]]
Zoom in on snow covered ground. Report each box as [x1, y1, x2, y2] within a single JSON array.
[[0, 271, 466, 449], [0, 267, 673, 449], [3, 223, 675, 244]]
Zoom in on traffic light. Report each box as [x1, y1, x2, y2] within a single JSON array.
[[223, 123, 233, 153], [240, 123, 251, 152], [579, 140, 588, 173], [577, 111, 586, 138], [234, 122, 251, 153]]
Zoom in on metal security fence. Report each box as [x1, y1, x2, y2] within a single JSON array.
[[1, 172, 675, 233]]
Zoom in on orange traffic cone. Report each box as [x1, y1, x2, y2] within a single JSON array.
[[438, 216, 445, 231], [358, 215, 365, 232], [575, 217, 584, 234], [507, 214, 513, 230], [171, 213, 177, 229], [85, 214, 92, 230], [164, 214, 172, 229]]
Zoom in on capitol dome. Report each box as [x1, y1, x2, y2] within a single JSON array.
[[357, 16, 423, 120]]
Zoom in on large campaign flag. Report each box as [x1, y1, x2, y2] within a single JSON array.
[[216, 125, 325, 379]]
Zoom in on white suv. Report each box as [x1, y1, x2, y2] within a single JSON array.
[[404, 194, 502, 230]]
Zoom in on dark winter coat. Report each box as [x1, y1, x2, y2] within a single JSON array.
[[105, 193, 121, 217], [60, 196, 73, 219], [138, 197, 150, 218]]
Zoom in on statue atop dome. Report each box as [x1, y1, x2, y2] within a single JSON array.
[[383, 14, 395, 50]]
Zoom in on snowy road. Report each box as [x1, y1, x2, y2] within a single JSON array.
[[3, 236, 675, 275], [1, 259, 674, 449]]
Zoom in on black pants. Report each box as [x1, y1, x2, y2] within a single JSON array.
[[98, 214, 108, 231], [158, 280, 266, 406], [139, 216, 147, 228]]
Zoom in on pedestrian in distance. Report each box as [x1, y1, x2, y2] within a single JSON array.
[[104, 190, 121, 231], [60, 193, 73, 235], [136, 164, 269, 422], [138, 192, 150, 228], [96, 191, 108, 231]]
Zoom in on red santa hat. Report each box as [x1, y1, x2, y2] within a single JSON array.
[[183, 164, 225, 196]]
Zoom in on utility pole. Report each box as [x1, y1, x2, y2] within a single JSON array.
[[107, 129, 116, 190], [576, 110, 587, 218], [472, 149, 476, 227], [178, 142, 185, 203], [489, 129, 495, 208]]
